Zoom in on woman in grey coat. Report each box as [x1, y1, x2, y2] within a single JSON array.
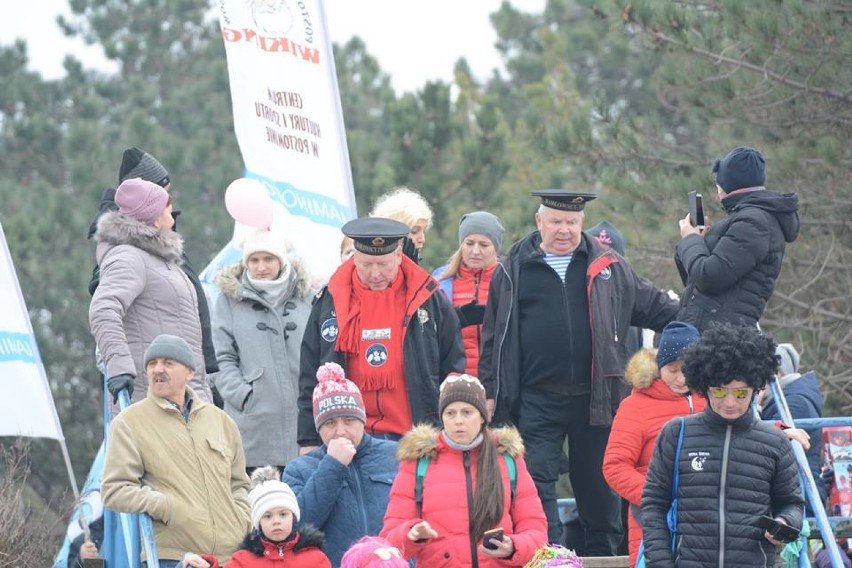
[[89, 178, 212, 418], [212, 229, 313, 469]]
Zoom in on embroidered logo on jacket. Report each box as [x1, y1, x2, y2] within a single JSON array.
[[321, 318, 338, 342], [365, 343, 389, 367], [688, 450, 710, 471]]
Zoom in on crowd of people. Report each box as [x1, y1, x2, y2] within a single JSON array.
[[71, 144, 822, 567]]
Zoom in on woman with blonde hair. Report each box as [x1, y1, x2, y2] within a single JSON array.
[[433, 211, 504, 377], [370, 187, 433, 262]]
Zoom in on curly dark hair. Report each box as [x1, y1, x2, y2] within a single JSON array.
[[682, 323, 778, 394]]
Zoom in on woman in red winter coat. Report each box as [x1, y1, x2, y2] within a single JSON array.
[[602, 321, 704, 567], [432, 211, 504, 379], [381, 373, 547, 567], [182, 467, 331, 568]]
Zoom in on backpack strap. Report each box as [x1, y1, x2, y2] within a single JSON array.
[[503, 453, 517, 507], [415, 456, 430, 518], [415, 453, 517, 517]]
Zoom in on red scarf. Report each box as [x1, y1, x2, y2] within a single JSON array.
[[328, 260, 406, 391]]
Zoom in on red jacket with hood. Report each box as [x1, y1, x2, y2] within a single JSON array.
[[381, 425, 547, 567], [602, 348, 706, 566]]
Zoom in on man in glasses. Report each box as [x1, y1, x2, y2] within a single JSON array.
[[642, 324, 804, 567]]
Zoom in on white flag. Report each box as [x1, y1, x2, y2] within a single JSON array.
[[210, 0, 357, 286], [0, 222, 64, 440]]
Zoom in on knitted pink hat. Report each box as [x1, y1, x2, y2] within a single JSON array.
[[115, 178, 170, 224], [312, 362, 366, 430]]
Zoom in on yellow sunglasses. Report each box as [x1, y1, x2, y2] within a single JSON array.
[[708, 386, 752, 400]]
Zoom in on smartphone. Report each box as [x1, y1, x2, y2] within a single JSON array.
[[756, 515, 800, 543], [688, 190, 705, 228], [482, 527, 504, 550]]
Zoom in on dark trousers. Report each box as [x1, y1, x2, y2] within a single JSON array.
[[518, 390, 623, 555]]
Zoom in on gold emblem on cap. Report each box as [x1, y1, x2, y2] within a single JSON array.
[[372, 237, 385, 246], [571, 196, 584, 203]]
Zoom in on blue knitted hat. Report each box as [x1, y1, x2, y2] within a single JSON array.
[[712, 146, 766, 192], [657, 321, 700, 368]]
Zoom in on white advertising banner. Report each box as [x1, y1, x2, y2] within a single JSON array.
[[214, 0, 357, 282], [0, 222, 64, 440]]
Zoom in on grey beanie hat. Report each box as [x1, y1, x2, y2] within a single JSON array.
[[144, 334, 196, 370], [458, 211, 504, 251], [119, 147, 171, 188], [776, 343, 800, 377]]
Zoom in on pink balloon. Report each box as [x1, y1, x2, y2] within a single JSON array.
[[224, 178, 274, 230]]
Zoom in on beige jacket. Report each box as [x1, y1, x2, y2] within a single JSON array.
[[101, 387, 251, 562]]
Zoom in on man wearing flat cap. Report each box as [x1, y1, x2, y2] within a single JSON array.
[[101, 334, 250, 565], [297, 217, 465, 450], [676, 146, 800, 332], [480, 190, 678, 553]]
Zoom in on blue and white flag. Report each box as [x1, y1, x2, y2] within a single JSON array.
[[0, 222, 64, 440]]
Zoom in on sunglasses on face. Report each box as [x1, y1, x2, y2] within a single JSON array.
[[708, 386, 752, 400]]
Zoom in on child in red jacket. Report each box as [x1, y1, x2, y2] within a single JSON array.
[[182, 467, 331, 568]]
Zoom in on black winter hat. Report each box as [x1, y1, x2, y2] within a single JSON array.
[[712, 146, 766, 192], [118, 147, 171, 188]]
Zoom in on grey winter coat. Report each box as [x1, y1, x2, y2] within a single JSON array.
[[212, 260, 313, 467], [89, 212, 212, 417]]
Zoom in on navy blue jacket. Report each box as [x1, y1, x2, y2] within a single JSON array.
[[283, 434, 398, 567]]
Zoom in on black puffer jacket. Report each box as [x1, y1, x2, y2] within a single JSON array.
[[641, 406, 804, 568], [675, 189, 799, 332]]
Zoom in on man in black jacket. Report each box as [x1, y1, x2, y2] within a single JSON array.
[[642, 324, 804, 567], [675, 146, 799, 332], [87, 147, 220, 405], [479, 190, 678, 552]]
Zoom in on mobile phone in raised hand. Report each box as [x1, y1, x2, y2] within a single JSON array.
[[688, 191, 705, 228], [482, 527, 504, 550]]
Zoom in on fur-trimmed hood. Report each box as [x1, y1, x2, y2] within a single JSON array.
[[94, 210, 183, 264], [215, 255, 313, 300], [237, 522, 325, 556], [624, 348, 660, 390], [396, 423, 525, 461]]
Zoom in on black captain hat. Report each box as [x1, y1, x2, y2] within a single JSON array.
[[532, 189, 597, 212], [342, 217, 410, 255]]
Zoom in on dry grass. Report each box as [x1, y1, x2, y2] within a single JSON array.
[[0, 441, 65, 567]]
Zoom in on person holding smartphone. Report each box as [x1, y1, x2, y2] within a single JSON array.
[[641, 324, 804, 567], [675, 146, 800, 332], [381, 374, 547, 567]]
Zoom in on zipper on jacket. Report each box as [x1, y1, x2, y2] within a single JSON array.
[[463, 450, 479, 568], [687, 394, 695, 414], [351, 461, 370, 535], [277, 543, 285, 557], [494, 262, 512, 408], [718, 425, 732, 568]]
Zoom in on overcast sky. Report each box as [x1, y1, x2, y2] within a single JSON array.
[[0, 0, 544, 93]]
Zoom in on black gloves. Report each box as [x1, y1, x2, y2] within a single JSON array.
[[402, 237, 421, 264], [107, 373, 134, 405], [455, 301, 486, 328]]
